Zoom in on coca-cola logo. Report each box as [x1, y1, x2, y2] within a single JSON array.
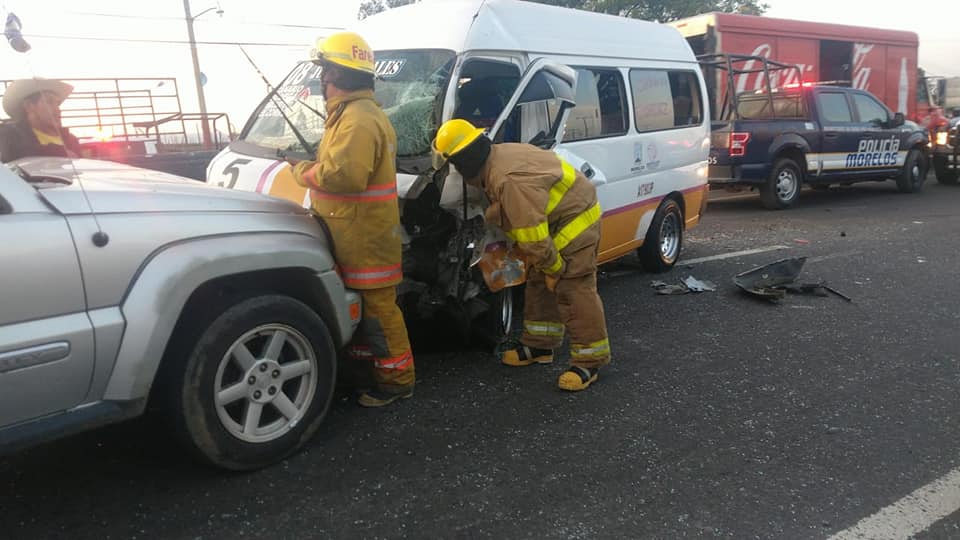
[[734, 43, 814, 93], [852, 43, 874, 91]]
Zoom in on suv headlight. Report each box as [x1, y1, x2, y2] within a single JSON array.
[[936, 131, 949, 146]]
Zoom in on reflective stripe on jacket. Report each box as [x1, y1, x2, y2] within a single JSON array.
[[478, 144, 601, 277], [292, 89, 402, 289]]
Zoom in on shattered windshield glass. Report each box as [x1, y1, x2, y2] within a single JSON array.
[[243, 62, 326, 154], [242, 50, 454, 159]]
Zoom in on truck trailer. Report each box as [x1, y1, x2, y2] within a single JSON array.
[[670, 13, 922, 122]]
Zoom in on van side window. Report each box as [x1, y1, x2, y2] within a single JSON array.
[[629, 69, 703, 132], [561, 68, 628, 142], [817, 92, 854, 124], [454, 58, 522, 142]]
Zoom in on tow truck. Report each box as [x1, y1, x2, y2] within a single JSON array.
[[702, 55, 929, 209]]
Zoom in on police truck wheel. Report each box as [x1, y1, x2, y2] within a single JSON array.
[[163, 295, 337, 471], [934, 155, 959, 185], [896, 148, 927, 193], [760, 158, 802, 209], [638, 198, 683, 273]]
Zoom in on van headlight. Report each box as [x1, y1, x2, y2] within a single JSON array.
[[936, 131, 949, 146]]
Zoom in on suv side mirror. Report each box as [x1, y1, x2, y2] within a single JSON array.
[[890, 112, 905, 128]]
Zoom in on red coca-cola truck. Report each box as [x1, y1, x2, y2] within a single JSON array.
[[669, 13, 923, 122]]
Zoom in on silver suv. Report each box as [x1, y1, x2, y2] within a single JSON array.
[[0, 157, 359, 470]]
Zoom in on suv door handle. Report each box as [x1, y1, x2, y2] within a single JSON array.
[[824, 133, 839, 139]]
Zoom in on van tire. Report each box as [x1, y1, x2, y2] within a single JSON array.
[[638, 198, 683, 273], [934, 155, 959, 185], [760, 158, 802, 209], [475, 285, 524, 350], [896, 148, 927, 193], [163, 295, 336, 471]]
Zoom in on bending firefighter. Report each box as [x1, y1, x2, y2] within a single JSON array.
[[291, 31, 415, 407], [432, 120, 612, 391]]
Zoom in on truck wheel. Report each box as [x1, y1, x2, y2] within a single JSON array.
[[896, 148, 927, 193], [638, 198, 683, 273], [760, 158, 802, 209], [164, 295, 336, 471], [934, 155, 959, 185]]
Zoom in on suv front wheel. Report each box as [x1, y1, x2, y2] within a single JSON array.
[[165, 295, 337, 470]]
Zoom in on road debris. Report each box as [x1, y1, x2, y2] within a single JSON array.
[[733, 257, 852, 303], [682, 276, 717, 292], [651, 276, 717, 295]]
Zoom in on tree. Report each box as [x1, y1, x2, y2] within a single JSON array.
[[358, 0, 419, 20], [518, 0, 767, 22]]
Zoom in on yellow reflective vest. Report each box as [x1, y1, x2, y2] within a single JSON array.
[[293, 89, 403, 289]]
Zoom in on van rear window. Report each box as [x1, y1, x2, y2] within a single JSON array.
[[629, 69, 703, 132]]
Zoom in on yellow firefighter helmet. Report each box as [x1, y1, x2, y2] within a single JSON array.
[[310, 31, 375, 75], [433, 119, 486, 160]]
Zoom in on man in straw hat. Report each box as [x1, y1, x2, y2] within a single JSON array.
[[0, 78, 79, 163]]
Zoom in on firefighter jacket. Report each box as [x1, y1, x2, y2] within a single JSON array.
[[475, 144, 602, 278], [293, 89, 403, 289]]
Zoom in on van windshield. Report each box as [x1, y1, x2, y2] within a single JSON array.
[[241, 49, 455, 161]]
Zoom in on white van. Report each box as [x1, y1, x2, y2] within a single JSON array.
[[206, 0, 710, 343]]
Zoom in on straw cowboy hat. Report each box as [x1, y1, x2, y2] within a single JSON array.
[[2, 78, 73, 121]]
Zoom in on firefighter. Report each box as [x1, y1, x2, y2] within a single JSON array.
[[432, 119, 611, 391], [0, 78, 80, 163], [290, 31, 415, 408]]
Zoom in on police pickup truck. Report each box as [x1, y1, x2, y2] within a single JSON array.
[[708, 84, 929, 209]]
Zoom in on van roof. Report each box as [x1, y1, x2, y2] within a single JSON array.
[[354, 0, 696, 64]]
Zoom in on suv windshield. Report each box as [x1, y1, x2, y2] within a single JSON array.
[[242, 49, 455, 160]]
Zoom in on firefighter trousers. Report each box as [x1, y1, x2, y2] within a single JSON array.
[[520, 268, 611, 369], [347, 286, 415, 392]]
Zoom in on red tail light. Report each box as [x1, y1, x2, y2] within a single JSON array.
[[730, 132, 751, 157]]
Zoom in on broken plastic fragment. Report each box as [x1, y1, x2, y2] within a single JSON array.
[[682, 276, 716, 292], [733, 257, 807, 300]]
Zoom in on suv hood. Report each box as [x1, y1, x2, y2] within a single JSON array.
[[17, 157, 304, 215]]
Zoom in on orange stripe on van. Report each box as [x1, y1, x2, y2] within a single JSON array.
[[268, 165, 309, 206]]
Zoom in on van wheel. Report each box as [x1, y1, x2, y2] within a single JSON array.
[[638, 198, 683, 273], [760, 158, 802, 209], [164, 295, 336, 471], [896, 148, 927, 193], [475, 285, 524, 349], [934, 155, 959, 185]]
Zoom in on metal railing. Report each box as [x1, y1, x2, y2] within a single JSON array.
[[0, 77, 233, 153]]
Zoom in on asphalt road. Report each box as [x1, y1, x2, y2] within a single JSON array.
[[3, 175, 960, 539]]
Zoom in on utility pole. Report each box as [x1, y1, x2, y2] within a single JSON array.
[[182, 0, 213, 148]]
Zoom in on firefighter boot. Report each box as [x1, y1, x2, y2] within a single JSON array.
[[358, 387, 414, 408], [501, 345, 554, 366], [558, 366, 599, 392]]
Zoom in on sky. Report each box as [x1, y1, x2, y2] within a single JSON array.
[[1, 0, 958, 133]]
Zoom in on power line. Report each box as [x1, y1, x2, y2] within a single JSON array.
[[63, 9, 342, 30], [23, 33, 308, 47]]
